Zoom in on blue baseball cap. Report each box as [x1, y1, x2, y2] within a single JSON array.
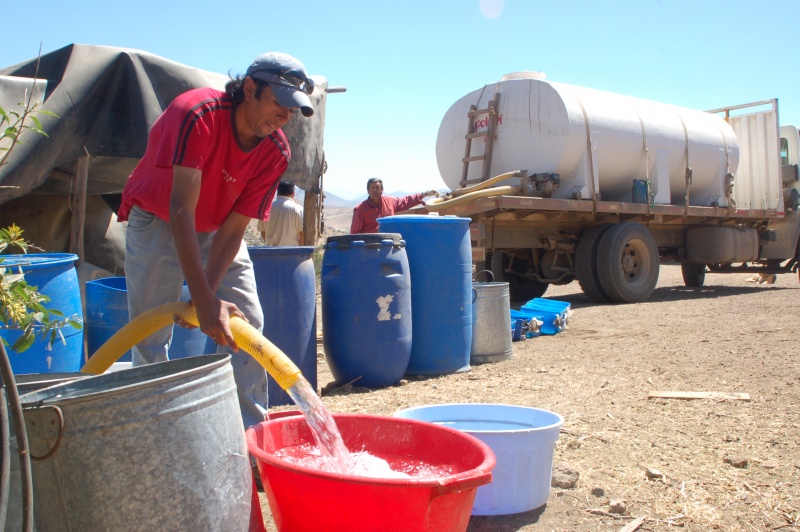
[[246, 52, 315, 117]]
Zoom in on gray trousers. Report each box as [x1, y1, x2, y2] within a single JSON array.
[[125, 206, 268, 428]]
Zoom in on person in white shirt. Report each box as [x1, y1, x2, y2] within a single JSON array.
[[258, 181, 304, 245]]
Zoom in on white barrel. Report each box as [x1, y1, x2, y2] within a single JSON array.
[[436, 73, 740, 207]]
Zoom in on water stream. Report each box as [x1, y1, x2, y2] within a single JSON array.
[[286, 378, 355, 474]]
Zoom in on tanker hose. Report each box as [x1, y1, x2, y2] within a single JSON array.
[[450, 171, 524, 197], [425, 185, 521, 212], [81, 302, 303, 391]]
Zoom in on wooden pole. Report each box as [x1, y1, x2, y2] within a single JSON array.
[[303, 190, 319, 245], [69, 152, 89, 264]]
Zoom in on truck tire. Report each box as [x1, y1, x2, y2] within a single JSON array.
[[575, 224, 613, 303], [681, 262, 706, 287], [597, 222, 660, 303], [490, 251, 548, 302]]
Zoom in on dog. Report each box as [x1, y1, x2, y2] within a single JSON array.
[[746, 272, 777, 284]]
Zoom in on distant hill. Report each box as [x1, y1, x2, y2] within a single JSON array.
[[322, 191, 358, 208], [295, 189, 442, 208], [344, 191, 423, 204], [318, 191, 422, 208], [292, 189, 356, 208]]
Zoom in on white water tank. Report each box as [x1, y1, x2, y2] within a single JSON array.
[[436, 73, 740, 206]]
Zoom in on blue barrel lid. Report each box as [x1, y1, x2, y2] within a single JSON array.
[[248, 246, 315, 257], [0, 253, 79, 270], [325, 233, 405, 249], [378, 214, 470, 224]]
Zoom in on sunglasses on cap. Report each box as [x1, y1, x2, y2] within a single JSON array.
[[251, 68, 315, 95]]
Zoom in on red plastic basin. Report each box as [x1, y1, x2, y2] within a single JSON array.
[[247, 413, 495, 532]]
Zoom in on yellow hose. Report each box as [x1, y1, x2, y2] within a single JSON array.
[[425, 185, 521, 211], [450, 170, 523, 197], [81, 302, 302, 390]]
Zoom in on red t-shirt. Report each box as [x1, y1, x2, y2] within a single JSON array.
[[350, 193, 425, 233], [118, 87, 290, 232]]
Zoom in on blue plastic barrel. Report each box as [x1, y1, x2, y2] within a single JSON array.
[[84, 277, 209, 362], [378, 215, 472, 375], [632, 179, 650, 204], [249, 246, 318, 406], [321, 234, 412, 388], [85, 277, 132, 361], [0, 253, 83, 374]]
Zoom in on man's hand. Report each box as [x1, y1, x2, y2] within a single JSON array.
[[423, 189, 440, 198], [179, 298, 248, 352]]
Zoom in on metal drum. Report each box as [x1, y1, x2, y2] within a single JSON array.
[[21, 355, 251, 530]]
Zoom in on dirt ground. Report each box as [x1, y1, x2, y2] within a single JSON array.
[[248, 216, 800, 531]]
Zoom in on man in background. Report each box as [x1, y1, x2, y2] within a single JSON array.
[[350, 177, 439, 233], [258, 181, 304, 245]]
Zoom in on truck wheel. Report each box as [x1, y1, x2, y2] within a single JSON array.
[[681, 262, 706, 287], [597, 222, 660, 303], [575, 224, 613, 303], [490, 251, 548, 302]]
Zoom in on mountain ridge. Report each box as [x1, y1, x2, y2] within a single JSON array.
[[295, 190, 425, 208]]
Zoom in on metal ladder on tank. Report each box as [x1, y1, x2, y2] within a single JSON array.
[[461, 94, 500, 187]]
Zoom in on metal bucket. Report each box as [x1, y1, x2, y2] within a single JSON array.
[[471, 273, 513, 364], [4, 373, 87, 532], [20, 354, 251, 531]]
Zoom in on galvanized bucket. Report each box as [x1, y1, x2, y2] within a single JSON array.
[[20, 354, 251, 531], [4, 373, 87, 532], [471, 272, 513, 364]]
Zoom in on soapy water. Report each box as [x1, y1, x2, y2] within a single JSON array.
[[273, 444, 457, 480], [285, 379, 456, 479]]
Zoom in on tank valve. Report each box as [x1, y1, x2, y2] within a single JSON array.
[[783, 187, 800, 212], [522, 173, 560, 198]]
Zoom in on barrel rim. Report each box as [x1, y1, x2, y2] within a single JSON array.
[[393, 403, 565, 434], [85, 276, 127, 290], [325, 233, 404, 248], [0, 252, 79, 269], [378, 215, 470, 223], [247, 412, 496, 487], [20, 354, 231, 407], [247, 245, 315, 256]]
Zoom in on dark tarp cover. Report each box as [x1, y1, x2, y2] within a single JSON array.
[[0, 44, 328, 272], [0, 43, 328, 204]]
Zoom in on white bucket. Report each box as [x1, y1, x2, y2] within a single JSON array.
[[394, 403, 563, 515]]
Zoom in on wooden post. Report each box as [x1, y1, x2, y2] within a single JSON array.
[[69, 153, 89, 264], [303, 190, 319, 245]]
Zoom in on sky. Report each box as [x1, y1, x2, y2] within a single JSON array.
[[2, 0, 799, 200]]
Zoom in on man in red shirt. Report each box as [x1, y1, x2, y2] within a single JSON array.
[[350, 178, 439, 233], [118, 52, 314, 428]]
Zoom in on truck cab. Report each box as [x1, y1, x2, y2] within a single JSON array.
[[781, 125, 800, 197]]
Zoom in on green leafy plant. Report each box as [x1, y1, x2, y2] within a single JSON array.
[[0, 55, 57, 170], [0, 225, 83, 352], [0, 100, 56, 169], [0, 63, 80, 353]]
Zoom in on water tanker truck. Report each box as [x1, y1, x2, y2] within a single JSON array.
[[427, 72, 800, 303]]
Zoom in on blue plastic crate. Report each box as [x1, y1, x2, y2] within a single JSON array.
[[509, 309, 543, 339], [519, 298, 570, 335]]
